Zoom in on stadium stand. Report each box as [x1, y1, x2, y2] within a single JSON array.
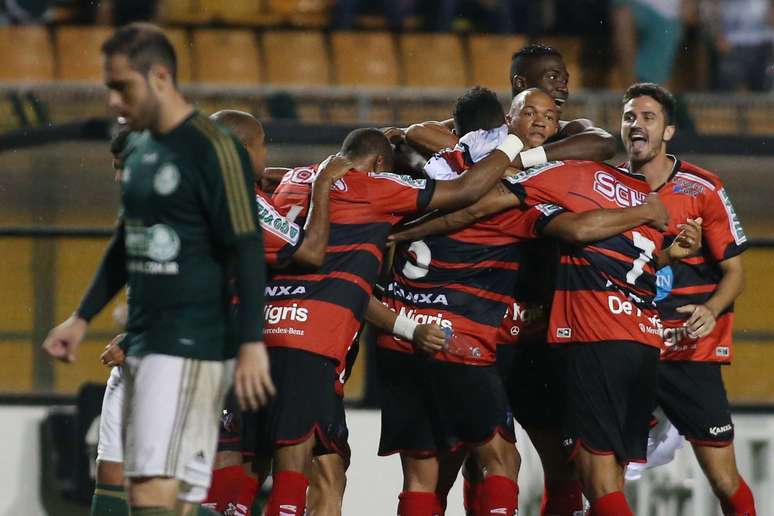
[[262, 30, 330, 86], [55, 26, 113, 82], [0, 26, 55, 82], [192, 28, 261, 84], [467, 34, 529, 90]]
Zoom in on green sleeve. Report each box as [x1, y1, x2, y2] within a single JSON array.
[[200, 136, 265, 344]]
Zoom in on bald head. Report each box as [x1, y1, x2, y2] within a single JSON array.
[[210, 109, 266, 181], [507, 88, 560, 148], [211, 110, 264, 147]]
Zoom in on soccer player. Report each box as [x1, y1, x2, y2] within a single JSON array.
[[620, 83, 755, 516], [403, 44, 618, 516], [382, 87, 686, 516], [42, 23, 272, 515], [248, 122, 529, 516], [390, 142, 703, 516], [204, 110, 352, 515]]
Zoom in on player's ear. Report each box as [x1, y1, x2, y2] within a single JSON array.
[[511, 74, 526, 94], [663, 124, 676, 142]]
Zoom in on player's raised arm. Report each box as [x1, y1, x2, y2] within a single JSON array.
[[405, 120, 459, 157], [43, 218, 128, 363], [290, 155, 352, 269], [542, 192, 670, 246]]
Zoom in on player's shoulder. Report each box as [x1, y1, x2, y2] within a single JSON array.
[[279, 164, 319, 187], [185, 112, 245, 162], [673, 158, 724, 191]]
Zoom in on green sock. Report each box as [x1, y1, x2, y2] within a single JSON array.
[[195, 506, 221, 515], [129, 507, 174, 516], [91, 483, 129, 515]]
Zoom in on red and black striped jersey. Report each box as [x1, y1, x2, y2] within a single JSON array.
[[377, 203, 563, 365], [495, 238, 558, 346], [376, 146, 565, 365], [264, 165, 436, 365], [256, 189, 303, 267], [504, 160, 666, 348], [649, 158, 747, 362]]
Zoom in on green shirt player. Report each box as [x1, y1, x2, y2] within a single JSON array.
[[42, 23, 273, 516]]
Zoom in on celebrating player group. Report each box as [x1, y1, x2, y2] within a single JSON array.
[[42, 22, 756, 516]]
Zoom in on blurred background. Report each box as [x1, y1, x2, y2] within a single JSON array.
[[0, 0, 772, 515]]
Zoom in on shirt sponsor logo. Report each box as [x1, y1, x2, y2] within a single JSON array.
[[718, 188, 747, 245], [125, 223, 181, 263], [556, 327, 572, 339], [369, 172, 427, 189], [708, 424, 732, 436], [663, 327, 690, 347], [715, 346, 730, 357], [655, 266, 674, 302], [387, 283, 449, 306], [608, 295, 643, 317], [593, 171, 647, 208], [264, 303, 308, 324], [257, 197, 301, 244], [141, 152, 158, 164], [504, 161, 564, 184], [146, 224, 181, 262], [153, 163, 180, 196], [397, 306, 453, 329], [265, 285, 307, 297]]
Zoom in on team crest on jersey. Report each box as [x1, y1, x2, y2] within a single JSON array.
[[718, 188, 747, 245], [672, 178, 704, 197], [369, 172, 427, 189], [153, 164, 180, 195], [146, 224, 181, 262]]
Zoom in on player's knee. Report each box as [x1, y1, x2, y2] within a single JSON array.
[[127, 476, 179, 508], [707, 468, 741, 499]]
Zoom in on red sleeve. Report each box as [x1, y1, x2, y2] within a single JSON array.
[[702, 186, 748, 261], [367, 172, 437, 215], [501, 161, 576, 207], [256, 191, 303, 266], [497, 204, 568, 239]]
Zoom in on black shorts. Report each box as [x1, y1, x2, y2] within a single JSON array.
[[657, 361, 734, 445], [217, 389, 242, 453], [497, 339, 564, 429], [316, 394, 351, 468], [241, 347, 347, 459], [559, 341, 660, 464], [377, 347, 515, 457]]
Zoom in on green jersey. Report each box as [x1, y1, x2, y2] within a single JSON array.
[[120, 112, 263, 360]]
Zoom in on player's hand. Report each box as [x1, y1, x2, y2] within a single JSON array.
[[644, 193, 669, 231], [412, 324, 447, 354], [42, 315, 88, 363], [316, 154, 352, 183], [381, 127, 406, 144], [100, 333, 126, 367], [676, 304, 716, 339], [667, 217, 703, 261], [234, 342, 276, 411]]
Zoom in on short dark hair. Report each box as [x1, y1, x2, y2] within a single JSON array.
[[623, 82, 676, 125], [452, 86, 505, 137], [510, 44, 562, 82], [101, 22, 177, 84], [341, 128, 393, 160]]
